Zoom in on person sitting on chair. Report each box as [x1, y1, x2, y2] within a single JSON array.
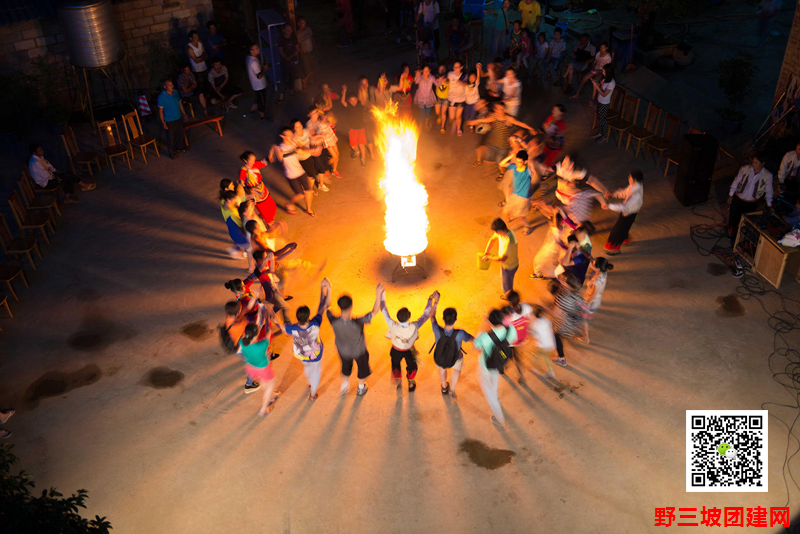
[[28, 143, 95, 203], [727, 151, 775, 240]]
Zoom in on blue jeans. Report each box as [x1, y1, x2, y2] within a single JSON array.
[[397, 4, 413, 38], [501, 265, 518, 294], [490, 29, 507, 59]]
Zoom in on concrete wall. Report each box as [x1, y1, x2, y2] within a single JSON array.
[[0, 0, 214, 90], [775, 1, 800, 104]]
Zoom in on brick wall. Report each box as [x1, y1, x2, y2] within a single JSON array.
[[775, 1, 800, 104], [0, 0, 214, 90]]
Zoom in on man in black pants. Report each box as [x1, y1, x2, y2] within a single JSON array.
[[727, 152, 774, 241], [28, 144, 94, 203], [157, 79, 188, 160]]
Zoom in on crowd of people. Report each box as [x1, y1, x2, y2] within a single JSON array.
[[204, 5, 653, 426]]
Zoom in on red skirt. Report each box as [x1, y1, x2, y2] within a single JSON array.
[[256, 195, 277, 224]]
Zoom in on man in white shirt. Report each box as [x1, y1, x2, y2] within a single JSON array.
[[28, 144, 94, 203], [246, 44, 273, 122], [602, 170, 643, 255], [778, 142, 800, 202], [727, 152, 774, 239]]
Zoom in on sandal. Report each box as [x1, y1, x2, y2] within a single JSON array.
[[498, 200, 506, 207], [307, 210, 318, 218], [268, 391, 282, 406], [495, 175, 504, 182], [522, 227, 533, 236], [285, 204, 297, 215], [471, 161, 482, 167], [309, 393, 318, 401]]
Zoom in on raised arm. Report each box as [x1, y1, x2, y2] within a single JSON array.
[[340, 85, 348, 107], [372, 283, 384, 317], [316, 278, 331, 315], [413, 291, 439, 328]]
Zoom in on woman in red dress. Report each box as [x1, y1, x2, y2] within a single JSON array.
[[238, 151, 277, 224]]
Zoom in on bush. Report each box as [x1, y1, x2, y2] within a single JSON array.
[[718, 53, 757, 122], [0, 444, 112, 533]]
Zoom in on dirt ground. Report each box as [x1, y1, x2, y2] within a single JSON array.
[[2, 7, 800, 534]]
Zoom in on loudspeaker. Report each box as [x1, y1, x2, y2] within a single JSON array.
[[673, 133, 719, 206]]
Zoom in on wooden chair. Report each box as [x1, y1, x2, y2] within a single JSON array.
[[8, 192, 53, 244], [665, 126, 703, 177], [0, 261, 28, 301], [592, 87, 626, 131], [607, 95, 640, 147], [626, 103, 661, 159], [0, 293, 11, 321], [0, 213, 41, 270], [62, 127, 102, 178], [646, 113, 681, 168], [18, 175, 60, 223], [97, 119, 132, 174], [122, 110, 159, 163]]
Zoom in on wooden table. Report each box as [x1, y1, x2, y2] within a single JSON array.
[[183, 114, 224, 146], [734, 211, 800, 288]]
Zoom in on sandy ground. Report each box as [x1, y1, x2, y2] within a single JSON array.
[[2, 12, 800, 534]]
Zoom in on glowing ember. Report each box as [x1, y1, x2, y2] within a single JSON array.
[[372, 102, 429, 257]]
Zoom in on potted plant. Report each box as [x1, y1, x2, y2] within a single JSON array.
[[29, 56, 74, 135], [0, 71, 33, 144], [718, 53, 756, 134]]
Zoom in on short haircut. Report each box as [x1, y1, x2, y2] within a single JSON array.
[[753, 150, 767, 165], [253, 250, 266, 260], [308, 105, 319, 114], [296, 305, 311, 323], [491, 218, 508, 232], [225, 301, 241, 315], [239, 150, 255, 162], [581, 32, 590, 39], [161, 78, 171, 87], [554, 27, 562, 34], [290, 117, 301, 128], [507, 290, 520, 307], [206, 20, 217, 30], [244, 219, 258, 233], [221, 190, 238, 201], [488, 309, 505, 326], [188, 30, 199, 39], [338, 294, 353, 310], [555, 104, 566, 113], [600, 41, 609, 49], [212, 57, 222, 65], [443, 307, 457, 325], [397, 307, 411, 322], [516, 150, 528, 162], [567, 234, 579, 243], [630, 170, 644, 183], [29, 143, 41, 155], [280, 126, 293, 135]]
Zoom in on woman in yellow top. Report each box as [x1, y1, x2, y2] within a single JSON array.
[[434, 64, 450, 133]]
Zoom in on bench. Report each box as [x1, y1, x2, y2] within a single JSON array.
[[183, 114, 224, 146]]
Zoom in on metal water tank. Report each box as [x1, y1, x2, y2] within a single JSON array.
[[57, 0, 122, 68]]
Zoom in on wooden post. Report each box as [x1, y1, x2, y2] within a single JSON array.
[[286, 0, 296, 31]]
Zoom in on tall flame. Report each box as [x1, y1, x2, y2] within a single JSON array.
[[372, 102, 429, 257]]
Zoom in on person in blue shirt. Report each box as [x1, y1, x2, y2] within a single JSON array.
[[473, 308, 517, 427], [206, 20, 227, 60], [283, 278, 331, 401], [499, 148, 542, 236], [430, 298, 474, 398], [157, 79, 188, 159]]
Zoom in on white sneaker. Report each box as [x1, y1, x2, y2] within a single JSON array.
[[226, 246, 241, 259], [545, 369, 556, 379], [319, 184, 330, 192], [340, 383, 350, 396], [242, 250, 248, 259]]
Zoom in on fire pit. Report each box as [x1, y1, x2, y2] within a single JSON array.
[[391, 252, 427, 282], [372, 103, 429, 282]]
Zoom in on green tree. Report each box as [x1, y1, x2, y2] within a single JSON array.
[[0, 444, 112, 533]]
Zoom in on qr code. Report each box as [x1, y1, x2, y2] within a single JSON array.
[[686, 410, 768, 492]]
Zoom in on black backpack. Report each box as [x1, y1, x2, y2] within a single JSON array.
[[219, 325, 237, 354], [485, 329, 512, 370], [429, 329, 465, 368]]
